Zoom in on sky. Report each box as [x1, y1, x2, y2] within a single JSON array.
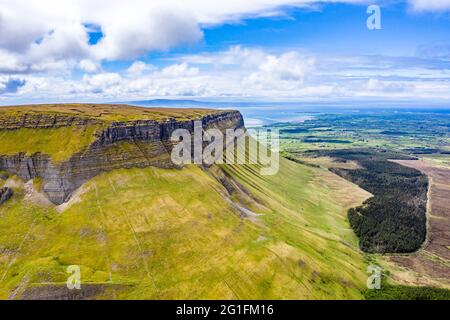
[[1, 0, 450, 106]]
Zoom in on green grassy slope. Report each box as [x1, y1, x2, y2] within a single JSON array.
[[0, 126, 102, 163], [0, 158, 370, 299]]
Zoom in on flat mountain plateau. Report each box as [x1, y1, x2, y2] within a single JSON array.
[[0, 104, 243, 204]]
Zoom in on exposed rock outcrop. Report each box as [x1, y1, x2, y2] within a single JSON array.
[[0, 113, 101, 129], [94, 110, 243, 145], [0, 187, 13, 205], [0, 108, 244, 204]]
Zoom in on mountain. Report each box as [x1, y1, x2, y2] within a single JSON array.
[[0, 104, 371, 299], [0, 104, 243, 204]]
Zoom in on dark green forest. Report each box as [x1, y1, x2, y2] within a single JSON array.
[[365, 285, 450, 300], [306, 149, 428, 253]]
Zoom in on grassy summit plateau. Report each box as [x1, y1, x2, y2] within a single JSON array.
[[0, 103, 224, 122], [0, 104, 232, 163]]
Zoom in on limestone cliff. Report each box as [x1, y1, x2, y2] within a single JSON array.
[[0, 105, 244, 204], [0, 187, 13, 205]]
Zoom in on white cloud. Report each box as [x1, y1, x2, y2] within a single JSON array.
[[79, 59, 100, 73], [0, 0, 368, 74], [4, 46, 450, 103], [161, 63, 199, 77], [251, 51, 315, 81], [181, 45, 268, 68], [408, 0, 450, 12], [0, 50, 28, 73], [127, 61, 155, 76], [366, 78, 412, 93], [82, 72, 121, 88], [0, 0, 449, 105]]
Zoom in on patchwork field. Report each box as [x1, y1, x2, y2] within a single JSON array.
[[263, 110, 450, 298], [271, 112, 450, 155]]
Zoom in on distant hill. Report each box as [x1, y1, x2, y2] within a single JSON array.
[[128, 99, 240, 109]]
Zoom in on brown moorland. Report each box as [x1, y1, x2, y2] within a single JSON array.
[[386, 160, 450, 288]]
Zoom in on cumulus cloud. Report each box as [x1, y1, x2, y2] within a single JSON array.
[[246, 51, 315, 83], [0, 50, 28, 73], [181, 45, 268, 68], [160, 63, 199, 77], [82, 72, 121, 88], [4, 46, 450, 103], [366, 78, 413, 93], [0, 0, 368, 74], [127, 61, 155, 76], [1, 0, 450, 103], [408, 0, 450, 12], [78, 59, 100, 73], [2, 0, 446, 78], [185, 47, 316, 90]]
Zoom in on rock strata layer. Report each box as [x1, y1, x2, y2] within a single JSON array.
[[0, 108, 244, 204], [0, 187, 13, 205]]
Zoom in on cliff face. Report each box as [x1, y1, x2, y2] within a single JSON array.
[[0, 108, 244, 204], [94, 110, 243, 145], [0, 187, 13, 205], [0, 112, 101, 129]]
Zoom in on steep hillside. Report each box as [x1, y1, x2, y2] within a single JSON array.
[[0, 158, 370, 299]]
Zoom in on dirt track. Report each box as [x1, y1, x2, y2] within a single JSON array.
[[388, 160, 450, 287]]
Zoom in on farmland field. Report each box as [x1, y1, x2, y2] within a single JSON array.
[[260, 110, 450, 294]]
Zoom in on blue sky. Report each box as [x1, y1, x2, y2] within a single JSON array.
[[100, 2, 450, 69], [1, 0, 450, 105], [166, 3, 450, 56]]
